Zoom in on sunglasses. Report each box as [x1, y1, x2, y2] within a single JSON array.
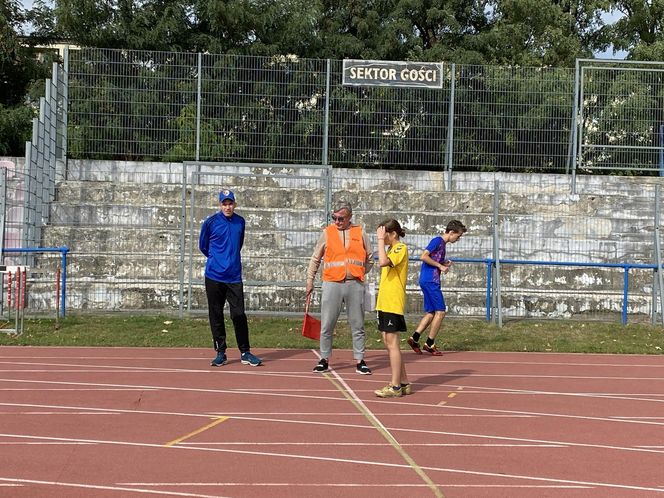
[[331, 215, 347, 222]]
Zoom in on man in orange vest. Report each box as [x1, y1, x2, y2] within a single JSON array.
[[306, 201, 374, 374]]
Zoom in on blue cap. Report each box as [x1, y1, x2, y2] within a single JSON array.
[[219, 189, 236, 203]]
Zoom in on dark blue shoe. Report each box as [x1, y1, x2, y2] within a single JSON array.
[[210, 351, 227, 367], [240, 351, 262, 367]]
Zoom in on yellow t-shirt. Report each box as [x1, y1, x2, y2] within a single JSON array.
[[376, 241, 408, 315]]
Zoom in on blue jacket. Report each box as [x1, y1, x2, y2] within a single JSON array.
[[199, 212, 245, 283]]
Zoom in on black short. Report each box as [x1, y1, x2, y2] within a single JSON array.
[[377, 311, 407, 333]]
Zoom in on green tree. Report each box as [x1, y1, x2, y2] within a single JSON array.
[[0, 0, 50, 156], [54, 0, 196, 50], [478, 0, 611, 66], [609, 0, 664, 60]]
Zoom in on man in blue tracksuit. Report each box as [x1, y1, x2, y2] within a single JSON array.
[[199, 189, 262, 367]]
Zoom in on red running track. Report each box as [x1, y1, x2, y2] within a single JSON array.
[[0, 346, 663, 497]]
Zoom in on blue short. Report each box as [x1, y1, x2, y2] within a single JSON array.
[[420, 281, 446, 313]]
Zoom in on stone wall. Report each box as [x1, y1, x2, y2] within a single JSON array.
[[8, 159, 664, 320]]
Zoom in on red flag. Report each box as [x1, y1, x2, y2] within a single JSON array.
[[302, 295, 320, 340]]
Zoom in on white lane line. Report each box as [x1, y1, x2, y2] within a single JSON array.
[[0, 407, 661, 456], [7, 373, 663, 404], [411, 360, 664, 369], [1, 434, 662, 493], [0, 478, 228, 497], [429, 385, 664, 397], [0, 408, 526, 418], [0, 442, 95, 445], [0, 388, 157, 391], [0, 412, 120, 415], [3, 375, 664, 430], [432, 384, 664, 405], [120, 482, 592, 489], [0, 378, 350, 404], [2, 360, 664, 381], [178, 442, 565, 447], [1, 353, 663, 368], [612, 417, 664, 420]]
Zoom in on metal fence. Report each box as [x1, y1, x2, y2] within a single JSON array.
[[7, 48, 664, 324], [4, 156, 664, 324], [64, 48, 664, 179], [174, 163, 664, 324], [575, 60, 664, 171], [0, 60, 67, 319]]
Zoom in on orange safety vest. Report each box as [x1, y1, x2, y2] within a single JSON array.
[[322, 225, 367, 282]]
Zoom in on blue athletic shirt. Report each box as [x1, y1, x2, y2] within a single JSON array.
[[418, 235, 446, 285], [199, 211, 245, 283]]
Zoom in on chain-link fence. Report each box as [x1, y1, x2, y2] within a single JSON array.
[[8, 49, 664, 324], [7, 157, 662, 324], [63, 49, 663, 178], [1, 59, 68, 319], [575, 60, 664, 176]]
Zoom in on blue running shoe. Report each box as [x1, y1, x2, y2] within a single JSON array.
[[210, 351, 227, 367], [240, 351, 262, 367]]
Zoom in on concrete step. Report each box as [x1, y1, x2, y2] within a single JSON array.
[[56, 182, 329, 209], [41, 222, 655, 264], [41, 226, 323, 256], [55, 180, 658, 217]]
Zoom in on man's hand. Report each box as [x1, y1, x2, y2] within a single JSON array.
[[305, 281, 314, 296]]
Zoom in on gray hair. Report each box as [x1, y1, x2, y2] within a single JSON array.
[[332, 201, 352, 215]]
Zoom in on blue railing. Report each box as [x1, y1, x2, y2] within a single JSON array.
[[448, 257, 661, 325]]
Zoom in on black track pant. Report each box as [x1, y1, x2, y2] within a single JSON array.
[[205, 277, 250, 353]]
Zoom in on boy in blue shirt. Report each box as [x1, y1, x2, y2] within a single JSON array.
[[407, 220, 467, 356], [199, 189, 262, 367]]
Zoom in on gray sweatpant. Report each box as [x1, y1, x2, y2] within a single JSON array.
[[320, 280, 366, 361]]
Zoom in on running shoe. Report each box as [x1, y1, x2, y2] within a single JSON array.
[[423, 344, 443, 356], [407, 336, 422, 354], [356, 360, 372, 375], [240, 351, 263, 366], [375, 385, 402, 398], [313, 358, 329, 372], [210, 351, 227, 367]]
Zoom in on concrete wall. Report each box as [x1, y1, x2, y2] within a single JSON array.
[[7, 159, 664, 320]]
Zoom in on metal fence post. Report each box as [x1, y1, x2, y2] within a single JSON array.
[[323, 59, 332, 216], [492, 179, 503, 327], [0, 166, 6, 256], [572, 61, 585, 195], [568, 59, 580, 188], [659, 124, 664, 177], [0, 166, 4, 316], [187, 173, 198, 313], [196, 53, 202, 161], [445, 63, 456, 191], [654, 185, 664, 325], [23, 140, 35, 249], [178, 162, 188, 317], [62, 47, 69, 171]]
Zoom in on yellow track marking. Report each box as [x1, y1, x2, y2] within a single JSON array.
[[164, 416, 229, 447], [324, 373, 444, 498]]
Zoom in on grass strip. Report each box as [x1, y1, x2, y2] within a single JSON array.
[[1, 315, 663, 354]]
